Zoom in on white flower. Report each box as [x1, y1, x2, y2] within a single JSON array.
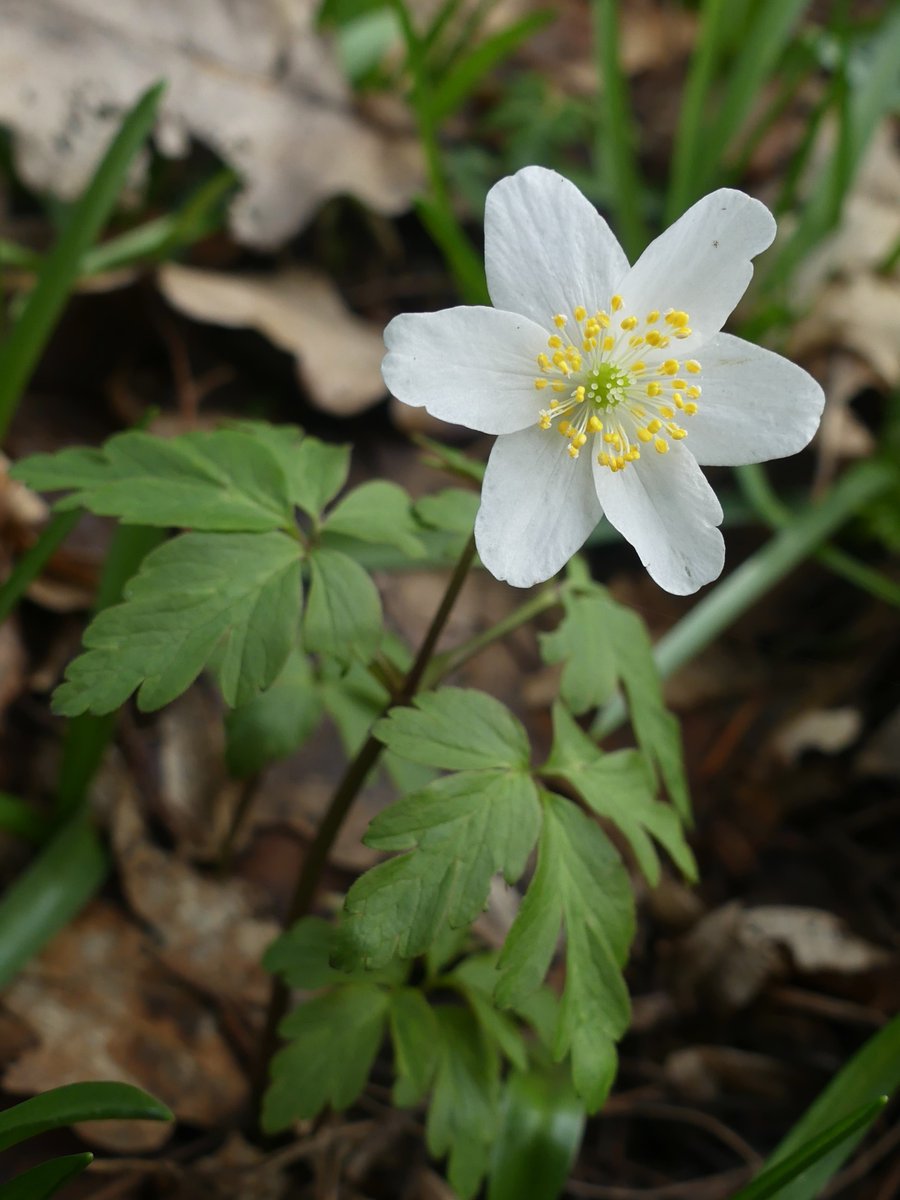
[[382, 168, 824, 594]]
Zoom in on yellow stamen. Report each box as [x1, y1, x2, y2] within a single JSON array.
[[573, 306, 587, 321], [654, 437, 669, 454], [611, 295, 623, 311]]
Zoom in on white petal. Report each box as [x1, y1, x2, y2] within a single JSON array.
[[476, 426, 602, 588], [383, 306, 549, 435], [593, 442, 724, 595], [614, 190, 776, 349], [682, 333, 825, 466], [484, 167, 630, 327]]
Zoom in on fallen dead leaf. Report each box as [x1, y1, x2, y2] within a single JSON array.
[[2, 901, 246, 1151], [111, 777, 280, 1014], [745, 906, 889, 975], [0, 0, 422, 248], [159, 265, 387, 415], [664, 1045, 791, 1103], [773, 706, 863, 764]]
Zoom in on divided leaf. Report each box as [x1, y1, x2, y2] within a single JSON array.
[[323, 480, 424, 558], [339, 769, 540, 969], [53, 531, 301, 714], [375, 688, 531, 771], [305, 547, 382, 663], [13, 429, 294, 531], [389, 987, 441, 1106], [426, 1008, 502, 1200], [262, 983, 390, 1132], [233, 421, 350, 518], [539, 589, 618, 714], [225, 647, 322, 776], [496, 792, 635, 1112], [544, 704, 696, 885], [415, 488, 480, 534]]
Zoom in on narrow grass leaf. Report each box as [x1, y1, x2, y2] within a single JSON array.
[[0, 1082, 172, 1152], [0, 83, 164, 438], [0, 1153, 93, 1200], [487, 1066, 586, 1200]]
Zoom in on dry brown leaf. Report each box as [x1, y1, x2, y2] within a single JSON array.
[[111, 780, 280, 1013], [2, 901, 246, 1151], [0, 0, 422, 248], [773, 706, 863, 764], [745, 906, 889, 975], [159, 265, 386, 415]]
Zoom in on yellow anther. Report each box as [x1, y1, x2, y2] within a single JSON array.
[[558, 421, 571, 436], [537, 353, 550, 370], [675, 327, 693, 339], [574, 385, 586, 401], [683, 401, 698, 415], [603, 431, 617, 444], [574, 432, 588, 448], [598, 452, 610, 467], [665, 310, 689, 327], [632, 361, 645, 373], [686, 360, 701, 374], [645, 330, 662, 347], [647, 418, 662, 434], [646, 382, 662, 397], [603, 336, 615, 352], [621, 315, 638, 330], [626, 448, 640, 461], [672, 378, 687, 390], [552, 382, 566, 393], [686, 385, 701, 399], [611, 295, 623, 311], [616, 456, 625, 470], [674, 395, 684, 409], [548, 335, 563, 349], [669, 425, 687, 439], [553, 313, 567, 328], [658, 335, 671, 348], [587, 415, 603, 432], [573, 306, 587, 321], [538, 416, 551, 430], [567, 445, 580, 459], [549, 399, 560, 408], [637, 427, 653, 443], [661, 359, 679, 375], [582, 338, 597, 352], [660, 406, 674, 419], [631, 405, 646, 418], [534, 378, 548, 390], [628, 335, 645, 348], [654, 437, 669, 454], [646, 310, 660, 324], [594, 311, 610, 327]]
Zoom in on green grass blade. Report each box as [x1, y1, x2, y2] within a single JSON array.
[[591, 0, 649, 259], [487, 1067, 585, 1200], [0, 509, 81, 626], [666, 0, 729, 222], [0, 1154, 93, 1200], [754, 1015, 900, 1199], [732, 1098, 887, 1200], [427, 12, 552, 128], [698, 0, 812, 191], [0, 793, 49, 844], [0, 814, 107, 990], [0, 82, 164, 439], [0, 1082, 172, 1152]]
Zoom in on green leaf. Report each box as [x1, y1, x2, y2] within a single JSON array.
[[262, 983, 390, 1132], [12, 429, 294, 532], [0, 816, 107, 991], [426, 1007, 501, 1200], [539, 589, 618, 714], [53, 531, 302, 715], [225, 648, 322, 776], [338, 769, 540, 969], [448, 956, 528, 1072], [323, 480, 424, 558], [753, 1014, 900, 1199], [605, 600, 690, 819], [0, 1082, 172, 1152], [231, 422, 350, 518], [264, 915, 405, 990], [304, 548, 382, 664], [0, 1153, 93, 1200], [389, 987, 441, 1106], [733, 1098, 888, 1200], [375, 687, 531, 771], [496, 792, 634, 1111], [0, 83, 164, 439], [487, 1066, 585, 1200], [415, 487, 480, 534], [544, 704, 696, 885], [0, 793, 49, 844]]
